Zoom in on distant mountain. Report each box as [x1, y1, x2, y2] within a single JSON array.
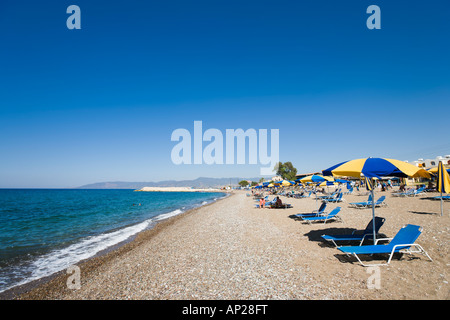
[[76, 177, 262, 189]]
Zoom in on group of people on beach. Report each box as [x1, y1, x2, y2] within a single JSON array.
[[259, 196, 283, 208]]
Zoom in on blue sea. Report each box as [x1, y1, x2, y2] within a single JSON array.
[[0, 189, 226, 293]]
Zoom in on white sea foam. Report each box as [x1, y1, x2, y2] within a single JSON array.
[[152, 209, 183, 221], [0, 220, 152, 292]]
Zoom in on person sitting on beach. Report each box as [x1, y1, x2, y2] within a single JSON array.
[[272, 196, 283, 208], [399, 183, 406, 192], [426, 181, 435, 192], [259, 197, 265, 208]]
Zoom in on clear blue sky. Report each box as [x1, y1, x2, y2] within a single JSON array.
[[1, 0, 449, 187]]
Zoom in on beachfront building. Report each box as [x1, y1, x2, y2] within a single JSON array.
[[405, 155, 450, 185], [408, 155, 450, 169]]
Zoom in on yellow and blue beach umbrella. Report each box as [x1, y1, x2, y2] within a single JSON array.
[[298, 174, 334, 188], [300, 174, 338, 189], [437, 161, 450, 193], [437, 161, 450, 216], [428, 166, 450, 174], [299, 174, 334, 184], [323, 157, 431, 242], [322, 158, 430, 179], [364, 176, 373, 191], [298, 174, 335, 210], [320, 181, 338, 187]]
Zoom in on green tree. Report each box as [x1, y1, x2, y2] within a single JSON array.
[[238, 180, 249, 187], [275, 161, 298, 181]]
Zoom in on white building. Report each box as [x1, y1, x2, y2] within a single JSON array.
[[402, 155, 450, 186], [408, 155, 450, 169]]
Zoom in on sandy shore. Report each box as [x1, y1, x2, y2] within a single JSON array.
[[7, 189, 449, 300]]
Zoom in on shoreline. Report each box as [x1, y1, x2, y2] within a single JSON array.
[[135, 187, 227, 192], [0, 192, 232, 300], [3, 189, 448, 300]]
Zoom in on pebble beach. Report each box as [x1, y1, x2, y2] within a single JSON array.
[[8, 189, 449, 300]]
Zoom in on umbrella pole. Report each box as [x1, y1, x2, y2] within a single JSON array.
[[441, 190, 443, 217], [314, 185, 318, 211], [371, 189, 376, 242]]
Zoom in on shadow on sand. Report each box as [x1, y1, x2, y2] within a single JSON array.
[[409, 211, 438, 215], [332, 251, 413, 265]]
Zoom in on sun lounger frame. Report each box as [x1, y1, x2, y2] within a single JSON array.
[[302, 207, 343, 224], [321, 217, 386, 247], [338, 225, 432, 267], [346, 242, 432, 267]]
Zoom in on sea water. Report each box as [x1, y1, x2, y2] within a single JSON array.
[[0, 189, 226, 293]]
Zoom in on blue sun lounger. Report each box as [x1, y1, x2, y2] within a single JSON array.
[[316, 189, 341, 201], [338, 224, 432, 267], [323, 192, 343, 203], [351, 196, 386, 209], [372, 196, 387, 207], [302, 207, 342, 224], [392, 189, 414, 197], [321, 217, 386, 247], [298, 191, 312, 198], [393, 187, 425, 197], [344, 187, 354, 195], [411, 186, 426, 197], [349, 194, 373, 207], [294, 202, 327, 220]]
